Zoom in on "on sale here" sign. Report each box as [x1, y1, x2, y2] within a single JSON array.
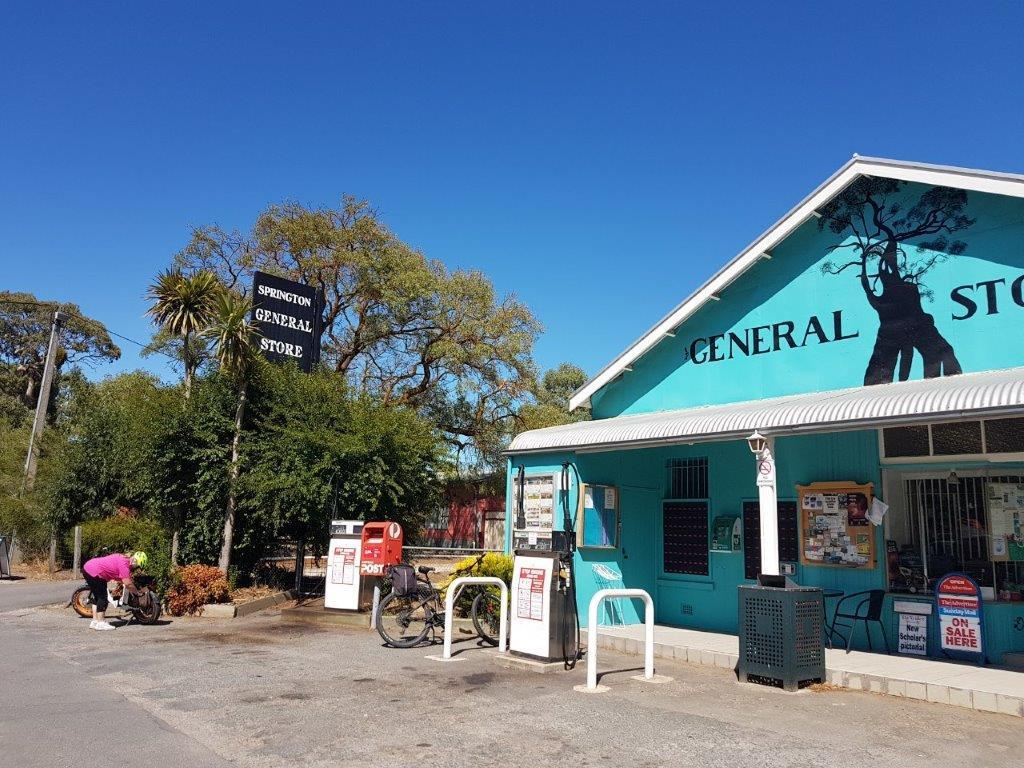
[[935, 573, 985, 659]]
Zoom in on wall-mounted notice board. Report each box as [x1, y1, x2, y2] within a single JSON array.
[[797, 481, 875, 570], [577, 483, 619, 549]]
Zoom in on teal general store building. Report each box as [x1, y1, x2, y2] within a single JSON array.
[[505, 156, 1024, 666]]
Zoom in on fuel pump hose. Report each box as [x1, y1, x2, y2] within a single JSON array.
[[561, 461, 583, 670]]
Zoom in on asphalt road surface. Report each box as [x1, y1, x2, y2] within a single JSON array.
[[0, 597, 1018, 768], [0, 577, 76, 612]]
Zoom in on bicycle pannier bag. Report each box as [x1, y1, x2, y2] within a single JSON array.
[[390, 564, 417, 596]]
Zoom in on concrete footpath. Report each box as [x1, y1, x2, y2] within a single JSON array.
[[587, 624, 1024, 717]]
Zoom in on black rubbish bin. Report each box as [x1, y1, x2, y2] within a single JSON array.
[[737, 583, 825, 691]]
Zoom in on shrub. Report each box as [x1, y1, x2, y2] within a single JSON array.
[[70, 516, 172, 591], [0, 496, 49, 559], [439, 552, 514, 616], [165, 564, 231, 616]]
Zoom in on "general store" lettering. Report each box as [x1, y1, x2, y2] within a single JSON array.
[[685, 310, 859, 365]]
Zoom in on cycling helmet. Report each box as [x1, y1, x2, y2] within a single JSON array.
[[130, 551, 148, 569]]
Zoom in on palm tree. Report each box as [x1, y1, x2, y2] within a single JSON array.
[[204, 291, 260, 572], [146, 269, 221, 563], [146, 269, 221, 399]]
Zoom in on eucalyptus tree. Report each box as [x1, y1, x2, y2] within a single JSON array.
[[170, 197, 540, 472], [204, 291, 260, 571], [0, 291, 120, 410]]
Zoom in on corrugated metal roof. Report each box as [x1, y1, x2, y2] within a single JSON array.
[[510, 367, 1024, 454]]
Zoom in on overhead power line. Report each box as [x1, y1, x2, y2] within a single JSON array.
[[0, 297, 178, 361]]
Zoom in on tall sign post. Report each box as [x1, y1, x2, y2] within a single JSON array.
[[250, 271, 322, 372]]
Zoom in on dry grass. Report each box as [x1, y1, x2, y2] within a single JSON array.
[[228, 585, 278, 604], [11, 560, 79, 581], [807, 682, 848, 693]]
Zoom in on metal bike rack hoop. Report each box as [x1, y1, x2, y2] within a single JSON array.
[[584, 588, 657, 691], [442, 576, 509, 659]]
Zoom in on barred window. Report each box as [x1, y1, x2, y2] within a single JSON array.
[[665, 457, 709, 499]]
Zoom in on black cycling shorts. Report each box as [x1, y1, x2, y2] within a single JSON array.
[[83, 571, 109, 612]]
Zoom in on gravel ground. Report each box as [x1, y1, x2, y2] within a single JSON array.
[[0, 602, 1018, 768]]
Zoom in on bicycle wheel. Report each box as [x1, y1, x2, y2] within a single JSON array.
[[71, 586, 93, 618], [471, 590, 502, 646], [376, 590, 433, 648]]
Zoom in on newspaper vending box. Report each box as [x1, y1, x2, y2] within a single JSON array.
[[325, 520, 365, 611]]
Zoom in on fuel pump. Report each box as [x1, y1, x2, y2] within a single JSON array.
[[508, 463, 583, 667]]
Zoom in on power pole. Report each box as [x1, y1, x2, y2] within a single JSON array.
[[23, 310, 63, 494]]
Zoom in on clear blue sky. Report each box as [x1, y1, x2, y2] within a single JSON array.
[[3, 2, 1023, 383]]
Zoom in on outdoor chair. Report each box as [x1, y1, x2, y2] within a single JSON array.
[[827, 589, 889, 654]]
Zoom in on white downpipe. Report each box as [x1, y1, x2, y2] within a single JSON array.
[[587, 588, 654, 690], [756, 437, 780, 576], [442, 576, 508, 659]]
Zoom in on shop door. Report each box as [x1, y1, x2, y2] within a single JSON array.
[[618, 486, 658, 592]]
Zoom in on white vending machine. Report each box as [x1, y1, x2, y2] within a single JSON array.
[[324, 519, 364, 611]]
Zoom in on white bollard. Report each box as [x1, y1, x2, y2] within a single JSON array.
[[440, 576, 508, 660], [369, 582, 382, 631], [582, 588, 662, 692]]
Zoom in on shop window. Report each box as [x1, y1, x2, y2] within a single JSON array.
[[932, 421, 983, 455], [984, 417, 1024, 453], [888, 474, 1024, 596], [425, 505, 450, 530], [883, 426, 930, 457], [883, 419, 1024, 459], [662, 501, 709, 575], [742, 500, 800, 580], [665, 457, 708, 499]]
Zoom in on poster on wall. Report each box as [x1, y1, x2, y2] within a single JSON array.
[[986, 482, 1024, 562], [935, 573, 984, 661], [512, 473, 557, 549], [797, 482, 875, 569], [897, 613, 928, 656]]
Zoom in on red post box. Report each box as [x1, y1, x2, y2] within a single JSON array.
[[359, 521, 403, 576]]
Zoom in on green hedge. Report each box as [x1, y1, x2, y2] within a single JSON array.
[[68, 516, 172, 591]]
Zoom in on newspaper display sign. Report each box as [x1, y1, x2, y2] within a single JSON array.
[[935, 572, 985, 662]]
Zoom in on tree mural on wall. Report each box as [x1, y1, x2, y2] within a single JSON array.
[[818, 178, 975, 385]]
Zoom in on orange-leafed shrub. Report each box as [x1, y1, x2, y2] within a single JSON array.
[[166, 565, 231, 616]]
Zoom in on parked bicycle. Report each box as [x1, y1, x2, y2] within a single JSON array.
[[375, 553, 503, 649], [70, 573, 162, 625]]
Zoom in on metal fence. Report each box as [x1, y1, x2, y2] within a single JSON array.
[[286, 542, 504, 597]]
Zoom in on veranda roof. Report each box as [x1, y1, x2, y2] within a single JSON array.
[[508, 367, 1024, 454]]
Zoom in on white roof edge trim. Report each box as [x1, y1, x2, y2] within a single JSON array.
[[569, 155, 1024, 411], [514, 366, 1024, 455]]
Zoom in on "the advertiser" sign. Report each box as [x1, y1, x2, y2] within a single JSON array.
[[935, 573, 985, 661], [250, 271, 322, 372]]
